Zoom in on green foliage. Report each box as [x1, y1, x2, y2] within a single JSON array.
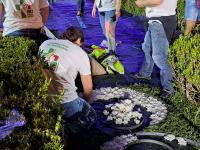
[[170, 91, 200, 129], [146, 106, 200, 143], [177, 0, 185, 29], [129, 84, 200, 144], [121, 0, 144, 16], [169, 34, 200, 103], [0, 37, 64, 149]]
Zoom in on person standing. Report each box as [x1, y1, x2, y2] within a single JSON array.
[[185, 0, 200, 34], [92, 0, 121, 54], [0, 0, 49, 42], [134, 0, 178, 100]]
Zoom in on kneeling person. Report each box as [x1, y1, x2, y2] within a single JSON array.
[[38, 33, 96, 134]]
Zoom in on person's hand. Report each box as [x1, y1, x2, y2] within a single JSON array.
[[135, 0, 144, 8], [92, 7, 96, 18], [115, 11, 121, 20]]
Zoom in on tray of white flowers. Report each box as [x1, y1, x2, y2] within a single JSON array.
[[92, 98, 149, 132], [91, 87, 168, 126]]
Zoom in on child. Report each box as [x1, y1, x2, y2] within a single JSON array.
[[92, 0, 121, 54]]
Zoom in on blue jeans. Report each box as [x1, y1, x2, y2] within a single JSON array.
[[77, 0, 85, 12], [99, 10, 117, 51], [62, 97, 96, 134], [139, 21, 174, 93]]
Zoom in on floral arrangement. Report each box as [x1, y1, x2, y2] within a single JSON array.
[[92, 87, 167, 124]]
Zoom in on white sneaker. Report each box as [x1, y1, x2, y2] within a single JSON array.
[[100, 40, 108, 47], [100, 40, 122, 48]]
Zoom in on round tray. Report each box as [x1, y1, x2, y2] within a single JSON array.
[[125, 139, 174, 150], [100, 107, 144, 130], [92, 99, 146, 131]]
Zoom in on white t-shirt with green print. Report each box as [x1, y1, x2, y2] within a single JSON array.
[[0, 0, 49, 36], [39, 39, 91, 104]]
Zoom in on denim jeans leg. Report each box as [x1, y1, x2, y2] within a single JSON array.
[[139, 30, 154, 77], [81, 0, 85, 13], [62, 97, 96, 134], [77, 0, 84, 12], [62, 98, 83, 118], [105, 10, 116, 51], [99, 12, 106, 37], [150, 22, 174, 93], [77, 100, 97, 129]]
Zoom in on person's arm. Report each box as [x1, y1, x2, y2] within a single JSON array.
[[92, 0, 97, 18], [115, 0, 121, 20], [80, 74, 93, 101], [135, 0, 163, 8], [40, 6, 49, 25], [0, 3, 4, 20]]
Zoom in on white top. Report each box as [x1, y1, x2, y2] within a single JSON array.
[[0, 0, 49, 36], [96, 0, 116, 12], [145, 0, 178, 18], [39, 39, 91, 103]]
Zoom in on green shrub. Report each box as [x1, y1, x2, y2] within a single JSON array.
[[169, 34, 200, 103], [121, 0, 144, 16], [0, 37, 64, 149], [169, 34, 200, 129], [128, 84, 200, 143], [177, 0, 185, 29]]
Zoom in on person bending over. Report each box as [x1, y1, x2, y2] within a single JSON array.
[[38, 30, 97, 137]]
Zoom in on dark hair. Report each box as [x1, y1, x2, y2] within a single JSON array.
[[59, 26, 84, 43]]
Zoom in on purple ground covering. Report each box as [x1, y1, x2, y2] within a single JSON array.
[[0, 0, 160, 86], [47, 0, 161, 87], [47, 0, 145, 74]]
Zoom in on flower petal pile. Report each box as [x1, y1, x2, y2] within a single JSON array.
[[92, 87, 167, 125]]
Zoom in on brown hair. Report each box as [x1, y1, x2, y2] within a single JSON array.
[[59, 26, 84, 43]]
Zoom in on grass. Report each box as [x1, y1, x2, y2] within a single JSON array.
[[128, 84, 200, 145]]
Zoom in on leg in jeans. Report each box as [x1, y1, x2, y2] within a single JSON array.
[[139, 29, 154, 78], [99, 10, 117, 52], [99, 12, 106, 38], [105, 10, 117, 52], [61, 97, 96, 134], [150, 21, 174, 93], [77, 0, 85, 15]]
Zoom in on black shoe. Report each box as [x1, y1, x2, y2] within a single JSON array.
[[131, 73, 151, 80], [77, 11, 84, 16], [160, 90, 173, 100]]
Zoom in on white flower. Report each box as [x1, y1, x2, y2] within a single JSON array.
[[164, 134, 176, 141], [176, 137, 187, 146], [103, 110, 109, 116], [115, 118, 123, 124], [107, 116, 113, 121], [93, 87, 167, 125]]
